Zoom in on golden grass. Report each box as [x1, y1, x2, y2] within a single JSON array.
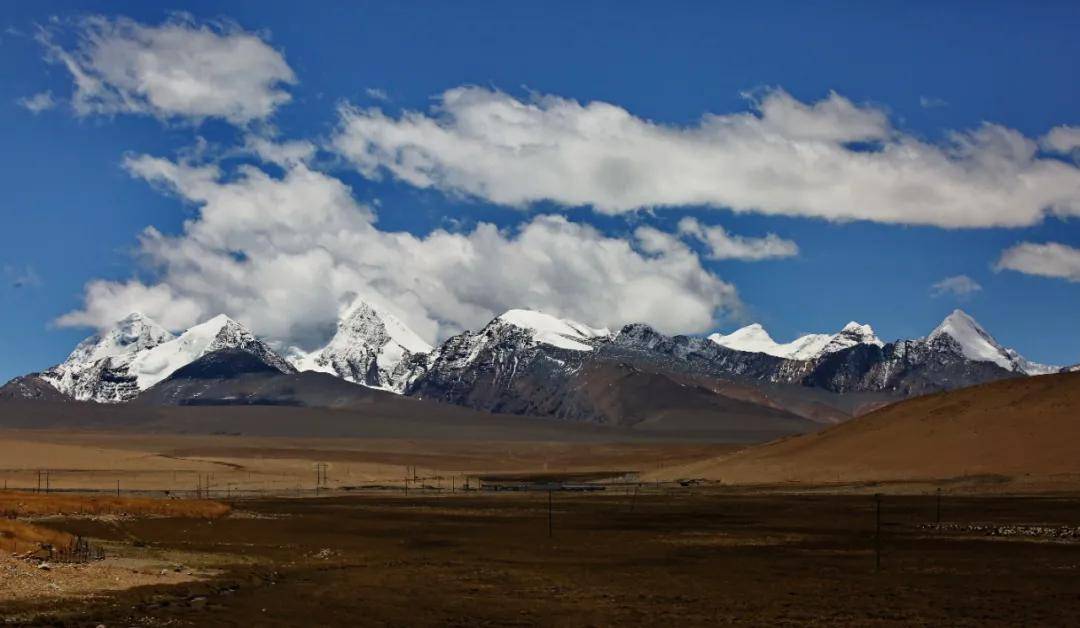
[[0, 491, 230, 519], [0, 519, 76, 554]]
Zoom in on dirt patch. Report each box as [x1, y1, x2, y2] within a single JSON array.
[[0, 550, 209, 605]]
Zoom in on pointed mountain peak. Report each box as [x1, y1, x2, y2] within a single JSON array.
[[193, 313, 241, 333], [66, 312, 174, 365], [835, 321, 883, 345], [818, 321, 883, 355], [930, 309, 982, 336], [928, 309, 994, 344], [338, 299, 432, 355], [926, 309, 1058, 375], [118, 311, 150, 324], [288, 297, 432, 391], [927, 309, 1014, 370]]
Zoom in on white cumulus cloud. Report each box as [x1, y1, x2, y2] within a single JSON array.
[[38, 15, 296, 124], [58, 152, 740, 349], [330, 86, 1080, 228], [676, 217, 798, 261], [995, 242, 1080, 282], [930, 275, 982, 298], [1042, 126, 1080, 155]]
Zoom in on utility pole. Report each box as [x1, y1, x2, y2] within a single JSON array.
[[874, 493, 882, 573], [547, 490, 553, 538]]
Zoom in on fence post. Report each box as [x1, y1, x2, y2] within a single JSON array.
[[935, 488, 941, 524], [548, 490, 553, 538], [874, 493, 882, 573]]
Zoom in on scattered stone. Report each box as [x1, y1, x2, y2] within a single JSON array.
[[922, 522, 1080, 539]]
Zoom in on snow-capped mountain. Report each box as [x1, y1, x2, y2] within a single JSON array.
[[495, 309, 611, 351], [38, 313, 175, 402], [21, 313, 293, 403], [709, 321, 882, 361], [128, 314, 295, 391], [2, 305, 1065, 427], [400, 308, 1062, 422], [402, 309, 608, 391], [287, 300, 432, 391], [926, 309, 1057, 376], [402, 309, 604, 416]]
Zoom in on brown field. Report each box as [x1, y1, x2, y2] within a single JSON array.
[[0, 491, 230, 519], [3, 374, 1080, 625], [0, 428, 733, 496], [2, 490, 1080, 626]]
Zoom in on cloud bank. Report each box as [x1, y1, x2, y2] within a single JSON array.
[[332, 86, 1080, 228], [996, 242, 1080, 282], [38, 15, 295, 124], [58, 154, 739, 347]]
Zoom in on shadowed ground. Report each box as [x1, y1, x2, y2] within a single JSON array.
[[5, 490, 1080, 626]]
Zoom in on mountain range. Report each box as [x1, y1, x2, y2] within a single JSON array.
[[1, 303, 1068, 432]]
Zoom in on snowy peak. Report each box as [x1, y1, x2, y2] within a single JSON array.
[[289, 299, 433, 391], [708, 324, 819, 358], [340, 301, 432, 356], [821, 322, 884, 354], [495, 309, 611, 352], [927, 309, 1012, 370], [709, 321, 880, 361], [40, 312, 175, 401], [129, 314, 294, 392], [927, 309, 1055, 375], [709, 324, 775, 351], [35, 312, 294, 403], [65, 312, 174, 365]]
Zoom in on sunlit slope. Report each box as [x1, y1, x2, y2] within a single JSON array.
[[662, 371, 1080, 484]]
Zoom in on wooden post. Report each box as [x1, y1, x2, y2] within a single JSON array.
[[116, 479, 120, 497], [630, 485, 639, 513], [935, 488, 942, 524], [874, 493, 882, 573], [547, 490, 553, 538]]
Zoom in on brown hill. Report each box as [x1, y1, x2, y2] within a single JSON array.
[[662, 371, 1080, 485]]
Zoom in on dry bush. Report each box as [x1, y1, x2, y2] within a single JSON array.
[[0, 491, 230, 519], [0, 519, 75, 555]]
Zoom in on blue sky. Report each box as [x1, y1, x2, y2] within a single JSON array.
[[2, 0, 1079, 382]]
